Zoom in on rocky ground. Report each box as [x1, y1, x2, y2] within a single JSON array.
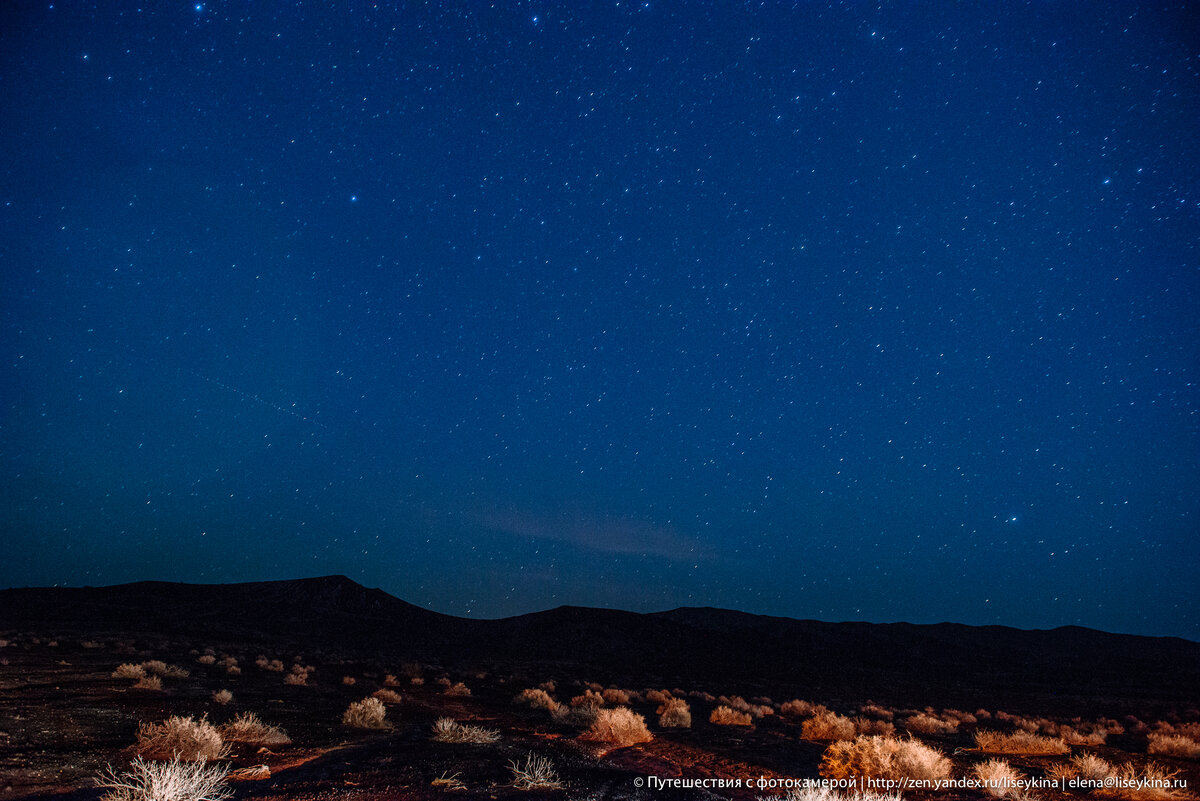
[[0, 631, 1196, 801]]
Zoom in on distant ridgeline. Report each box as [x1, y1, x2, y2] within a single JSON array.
[[1, 575, 1196, 712]]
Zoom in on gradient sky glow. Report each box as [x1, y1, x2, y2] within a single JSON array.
[[2, 2, 1197, 637]]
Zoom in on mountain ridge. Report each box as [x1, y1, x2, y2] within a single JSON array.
[[2, 574, 1196, 710]]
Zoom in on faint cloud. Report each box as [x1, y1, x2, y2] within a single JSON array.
[[478, 506, 709, 562]]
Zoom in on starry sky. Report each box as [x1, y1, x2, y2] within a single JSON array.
[[2, 2, 1197, 639]]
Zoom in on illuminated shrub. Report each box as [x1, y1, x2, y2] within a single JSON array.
[[342, 697, 388, 729], [710, 705, 753, 726], [820, 735, 951, 783], [135, 715, 229, 762], [579, 707, 653, 746]]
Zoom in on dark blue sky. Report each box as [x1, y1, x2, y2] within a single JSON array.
[[2, 2, 1197, 637]]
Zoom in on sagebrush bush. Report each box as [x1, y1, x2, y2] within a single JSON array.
[[803, 710, 857, 741], [372, 688, 404, 704], [444, 681, 471, 697], [509, 753, 562, 790], [514, 688, 558, 711], [551, 703, 599, 728], [710, 705, 753, 726], [602, 688, 633, 705], [853, 717, 896, 736], [211, 690, 232, 705], [570, 689, 605, 708], [219, 711, 290, 746], [1045, 752, 1115, 784], [973, 758, 1025, 799], [1148, 733, 1200, 759], [858, 704, 895, 721], [579, 707, 653, 746], [1050, 759, 1190, 801], [974, 729, 1069, 755], [342, 697, 388, 729], [781, 699, 825, 718], [136, 716, 229, 762], [902, 712, 958, 735], [95, 756, 231, 801], [820, 735, 951, 782], [142, 660, 189, 679], [758, 788, 901, 801], [113, 664, 147, 680], [283, 671, 307, 686], [431, 716, 500, 743], [658, 698, 692, 728]]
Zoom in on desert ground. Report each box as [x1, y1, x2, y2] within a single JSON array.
[[1, 579, 1197, 800]]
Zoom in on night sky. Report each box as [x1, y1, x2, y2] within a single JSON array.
[[2, 2, 1197, 639]]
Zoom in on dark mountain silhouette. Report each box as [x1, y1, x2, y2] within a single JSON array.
[[2, 575, 1196, 711]]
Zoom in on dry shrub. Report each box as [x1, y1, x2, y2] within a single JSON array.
[[853, 717, 896, 736], [342, 697, 388, 729], [256, 657, 284, 672], [136, 715, 229, 762], [719, 695, 753, 713], [341, 676, 356, 686], [1045, 752, 1115, 784], [781, 699, 826, 718], [95, 756, 232, 801], [444, 681, 471, 697], [820, 735, 951, 783], [579, 707, 653, 746], [551, 703, 599, 728], [113, 664, 147, 680], [803, 710, 857, 741], [431, 717, 500, 743], [224, 665, 240, 676], [943, 708, 978, 725], [757, 789, 901, 801], [133, 675, 163, 691], [1052, 756, 1189, 800], [372, 688, 403, 704], [658, 698, 692, 728], [974, 729, 1070, 755], [383, 673, 400, 686], [1148, 733, 1200, 759], [602, 688, 632, 705], [903, 712, 959, 735], [410, 676, 425, 686], [219, 712, 290, 746], [645, 689, 672, 705], [211, 689, 232, 705], [1060, 725, 1109, 746], [1156, 722, 1200, 739], [973, 758, 1025, 799], [282, 672, 307, 686], [718, 695, 770, 717], [570, 689, 605, 708], [197, 655, 216, 665], [509, 753, 562, 790], [710, 705, 753, 727], [1105, 762, 1187, 800], [431, 771, 465, 791], [514, 688, 558, 711], [142, 660, 189, 679], [538, 679, 556, 693], [859, 704, 895, 721]]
